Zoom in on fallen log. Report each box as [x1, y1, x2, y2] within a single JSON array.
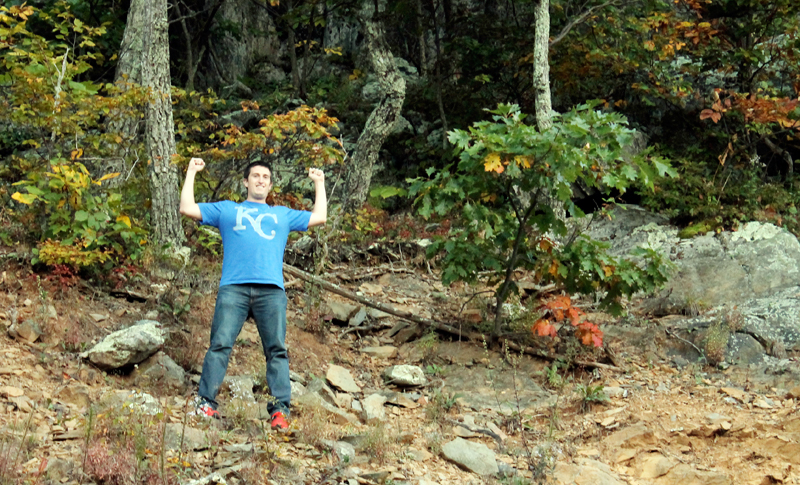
[[283, 263, 475, 341]]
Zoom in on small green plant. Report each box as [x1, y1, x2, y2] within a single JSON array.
[[425, 364, 443, 376], [544, 363, 565, 390], [576, 383, 608, 412], [703, 319, 730, 366], [361, 423, 393, 463], [425, 388, 462, 424]]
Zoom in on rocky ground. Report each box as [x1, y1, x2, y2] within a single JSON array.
[[0, 258, 799, 485]]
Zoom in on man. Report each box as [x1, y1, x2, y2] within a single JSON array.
[[179, 157, 326, 429]]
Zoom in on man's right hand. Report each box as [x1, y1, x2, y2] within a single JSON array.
[[188, 158, 206, 172]]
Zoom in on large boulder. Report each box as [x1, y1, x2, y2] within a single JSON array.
[[82, 320, 164, 370], [584, 206, 800, 313], [131, 351, 187, 392], [441, 437, 499, 476]]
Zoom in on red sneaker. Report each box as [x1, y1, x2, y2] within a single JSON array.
[[195, 402, 220, 420], [270, 411, 289, 431]]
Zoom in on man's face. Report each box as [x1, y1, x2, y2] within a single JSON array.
[[243, 165, 272, 201]]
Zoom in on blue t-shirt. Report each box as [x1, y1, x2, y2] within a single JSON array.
[[199, 200, 311, 288]]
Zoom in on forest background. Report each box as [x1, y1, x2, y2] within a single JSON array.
[[1, 0, 800, 338]]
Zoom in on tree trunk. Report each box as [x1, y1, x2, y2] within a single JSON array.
[[102, 0, 148, 186], [532, 0, 552, 132], [142, 0, 185, 248], [343, 0, 407, 212]]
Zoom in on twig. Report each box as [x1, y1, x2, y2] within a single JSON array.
[[284, 263, 473, 341], [501, 338, 624, 372], [665, 328, 707, 363]]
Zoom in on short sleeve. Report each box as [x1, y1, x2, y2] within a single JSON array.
[[199, 201, 226, 228], [286, 209, 312, 232]]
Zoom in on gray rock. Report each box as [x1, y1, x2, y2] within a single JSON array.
[[383, 365, 426, 387], [8, 319, 42, 343], [586, 209, 800, 313], [100, 390, 162, 415], [307, 378, 339, 406], [222, 375, 256, 401], [290, 370, 307, 385], [441, 437, 499, 476], [295, 392, 359, 425], [164, 423, 209, 451], [322, 439, 357, 462], [44, 458, 73, 482], [252, 62, 286, 85], [131, 351, 187, 392], [291, 380, 308, 398], [327, 301, 359, 323], [327, 365, 361, 393], [82, 320, 164, 370], [362, 393, 387, 423], [348, 307, 368, 327]]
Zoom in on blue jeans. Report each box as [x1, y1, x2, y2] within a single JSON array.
[[198, 284, 290, 416]]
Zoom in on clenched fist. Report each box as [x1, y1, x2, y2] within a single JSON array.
[[308, 167, 324, 183], [188, 158, 206, 172]]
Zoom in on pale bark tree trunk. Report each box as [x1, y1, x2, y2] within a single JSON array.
[[532, 0, 552, 132], [343, 0, 407, 212], [102, 0, 148, 186], [142, 0, 186, 247]]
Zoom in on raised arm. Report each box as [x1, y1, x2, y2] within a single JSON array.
[[179, 158, 205, 221], [307, 167, 327, 227]]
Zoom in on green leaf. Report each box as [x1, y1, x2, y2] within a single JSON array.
[[75, 210, 89, 222]]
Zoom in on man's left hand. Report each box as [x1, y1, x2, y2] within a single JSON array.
[[308, 168, 325, 183]]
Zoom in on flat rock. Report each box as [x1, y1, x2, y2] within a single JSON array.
[[604, 424, 656, 449], [55, 384, 91, 410], [654, 464, 731, 485], [554, 458, 627, 485], [131, 351, 186, 392], [0, 386, 24, 398], [321, 439, 356, 462], [383, 365, 426, 387], [100, 390, 162, 416], [636, 453, 676, 479], [326, 365, 361, 393], [295, 392, 359, 425], [164, 424, 209, 451], [327, 301, 358, 322], [362, 393, 387, 423], [441, 437, 498, 476], [8, 319, 42, 343], [81, 320, 164, 370], [360, 346, 398, 359]]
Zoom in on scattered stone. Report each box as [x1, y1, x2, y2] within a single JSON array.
[[307, 378, 338, 406], [100, 390, 162, 415], [655, 463, 731, 485], [360, 346, 398, 359], [407, 448, 433, 462], [291, 381, 307, 398], [321, 439, 356, 462], [554, 458, 627, 485], [348, 307, 368, 327], [604, 386, 627, 398], [327, 301, 358, 322], [379, 390, 418, 408], [720, 387, 748, 402], [295, 392, 359, 425], [453, 425, 478, 438], [383, 365, 427, 387], [164, 424, 209, 451], [222, 375, 256, 401], [8, 319, 42, 343], [0, 386, 24, 398], [54, 384, 91, 410], [393, 323, 422, 344], [81, 320, 164, 370], [326, 365, 361, 393], [788, 386, 800, 399], [44, 458, 73, 481], [131, 351, 187, 392], [753, 398, 774, 409], [290, 370, 307, 385], [362, 393, 387, 423], [441, 437, 499, 476], [90, 313, 108, 322], [636, 453, 675, 479], [604, 425, 656, 449]]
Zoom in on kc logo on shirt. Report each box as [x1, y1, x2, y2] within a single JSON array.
[[233, 207, 277, 240]]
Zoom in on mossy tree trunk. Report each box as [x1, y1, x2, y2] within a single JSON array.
[[343, 0, 407, 213]]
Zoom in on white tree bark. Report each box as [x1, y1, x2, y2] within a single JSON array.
[[533, 0, 553, 132], [142, 0, 185, 247], [344, 0, 407, 212]]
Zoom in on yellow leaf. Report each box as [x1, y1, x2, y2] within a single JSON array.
[[70, 148, 84, 160], [11, 192, 37, 204], [97, 172, 121, 182], [484, 152, 504, 174], [514, 155, 532, 168], [116, 215, 131, 228]]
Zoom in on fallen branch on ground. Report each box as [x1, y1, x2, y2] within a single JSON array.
[[283, 263, 474, 341]]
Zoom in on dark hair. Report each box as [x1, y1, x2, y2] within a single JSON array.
[[243, 160, 273, 180]]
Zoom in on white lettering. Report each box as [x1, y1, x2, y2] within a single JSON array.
[[233, 207, 277, 240]]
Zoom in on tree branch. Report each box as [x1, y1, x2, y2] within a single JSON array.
[[550, 0, 621, 48]]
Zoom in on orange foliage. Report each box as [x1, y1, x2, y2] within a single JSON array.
[[531, 295, 604, 348]]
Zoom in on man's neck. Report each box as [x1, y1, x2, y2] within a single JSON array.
[[246, 197, 268, 204]]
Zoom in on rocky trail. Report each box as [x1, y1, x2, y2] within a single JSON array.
[[1, 240, 800, 484]]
